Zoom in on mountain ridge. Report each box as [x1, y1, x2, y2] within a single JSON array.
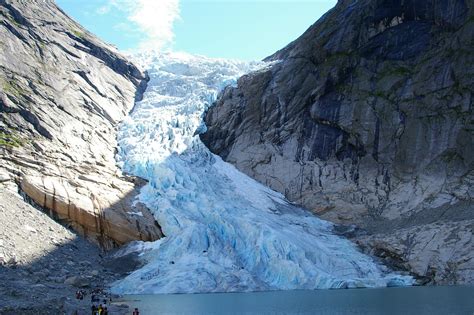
[[0, 0, 163, 248], [201, 0, 474, 284]]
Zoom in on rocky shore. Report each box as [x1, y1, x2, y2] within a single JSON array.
[[0, 185, 142, 314]]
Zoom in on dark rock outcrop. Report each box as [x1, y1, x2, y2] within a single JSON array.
[[202, 0, 474, 283], [0, 0, 163, 248]]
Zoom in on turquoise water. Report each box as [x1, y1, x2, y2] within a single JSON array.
[[121, 286, 474, 315]]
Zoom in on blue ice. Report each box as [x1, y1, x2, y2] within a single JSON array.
[[113, 52, 413, 294]]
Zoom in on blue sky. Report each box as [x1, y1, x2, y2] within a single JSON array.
[[56, 0, 336, 60]]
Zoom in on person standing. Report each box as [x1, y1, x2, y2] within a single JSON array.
[[133, 308, 140, 315]]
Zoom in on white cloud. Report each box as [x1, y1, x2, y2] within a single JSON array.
[[96, 5, 111, 15], [109, 0, 180, 51]]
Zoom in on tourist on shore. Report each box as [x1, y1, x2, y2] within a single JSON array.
[[76, 290, 85, 300]]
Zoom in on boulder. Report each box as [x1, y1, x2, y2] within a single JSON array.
[[64, 276, 90, 288]]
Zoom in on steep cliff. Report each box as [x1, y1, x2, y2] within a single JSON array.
[[0, 0, 163, 248], [202, 0, 474, 283]]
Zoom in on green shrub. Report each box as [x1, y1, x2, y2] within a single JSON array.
[[0, 131, 24, 147]]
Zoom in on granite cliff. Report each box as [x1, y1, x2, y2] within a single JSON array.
[[0, 0, 163, 249], [202, 0, 474, 284]]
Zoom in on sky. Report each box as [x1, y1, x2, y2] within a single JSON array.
[[56, 0, 336, 61]]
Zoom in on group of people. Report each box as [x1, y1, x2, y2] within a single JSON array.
[[74, 287, 140, 314], [91, 304, 109, 315], [75, 290, 87, 300], [90, 288, 111, 315]]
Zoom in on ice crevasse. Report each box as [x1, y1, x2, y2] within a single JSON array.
[[112, 52, 413, 294]]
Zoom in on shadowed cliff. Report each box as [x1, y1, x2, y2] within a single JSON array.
[[201, 0, 474, 283]]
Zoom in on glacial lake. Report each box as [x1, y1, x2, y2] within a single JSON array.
[[120, 285, 474, 315]]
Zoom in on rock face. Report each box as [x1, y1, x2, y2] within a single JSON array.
[[201, 0, 474, 283], [0, 0, 163, 248], [356, 220, 474, 285]]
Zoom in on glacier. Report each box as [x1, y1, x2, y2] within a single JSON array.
[[112, 52, 413, 294]]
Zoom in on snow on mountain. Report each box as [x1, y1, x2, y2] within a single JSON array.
[[112, 52, 413, 294]]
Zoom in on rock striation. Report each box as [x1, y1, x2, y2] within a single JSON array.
[[202, 0, 474, 283], [0, 0, 163, 248]]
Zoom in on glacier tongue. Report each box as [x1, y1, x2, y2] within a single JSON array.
[[113, 52, 413, 294]]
